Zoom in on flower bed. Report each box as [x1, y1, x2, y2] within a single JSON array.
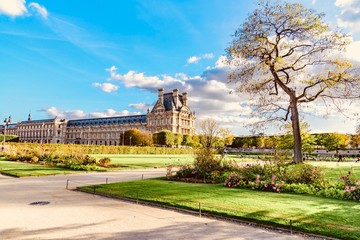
[[174, 148, 360, 201]]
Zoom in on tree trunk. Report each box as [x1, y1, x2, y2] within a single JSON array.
[[290, 98, 303, 163]]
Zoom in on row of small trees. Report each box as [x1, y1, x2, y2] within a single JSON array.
[[232, 132, 360, 152], [121, 124, 234, 148]]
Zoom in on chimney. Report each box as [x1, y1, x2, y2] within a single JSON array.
[[182, 92, 188, 106], [172, 89, 179, 109], [158, 88, 164, 104]]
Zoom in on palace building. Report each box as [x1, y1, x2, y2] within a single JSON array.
[[2, 89, 196, 145]]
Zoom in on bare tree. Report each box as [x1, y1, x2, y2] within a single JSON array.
[[226, 0, 360, 163], [198, 118, 218, 148]]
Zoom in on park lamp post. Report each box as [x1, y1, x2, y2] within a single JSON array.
[[2, 118, 10, 151]]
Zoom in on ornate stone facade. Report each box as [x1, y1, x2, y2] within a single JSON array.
[[146, 88, 196, 135], [65, 115, 147, 145], [3, 89, 196, 145]]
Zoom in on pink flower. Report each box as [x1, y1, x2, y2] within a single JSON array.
[[264, 184, 268, 188], [351, 186, 356, 191], [272, 175, 277, 180], [228, 182, 231, 187], [252, 187, 255, 190], [357, 180, 360, 186], [256, 175, 260, 179]]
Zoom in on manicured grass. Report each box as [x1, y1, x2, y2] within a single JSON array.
[[80, 179, 360, 239], [2, 152, 359, 181], [0, 159, 81, 177], [310, 161, 360, 184], [91, 154, 258, 169], [91, 154, 195, 169]]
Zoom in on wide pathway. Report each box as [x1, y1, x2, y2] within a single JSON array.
[[1, 170, 315, 239]]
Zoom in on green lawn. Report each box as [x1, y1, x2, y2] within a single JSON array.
[[90, 154, 195, 169], [2, 153, 360, 182], [0, 159, 81, 177], [310, 161, 360, 184], [80, 179, 360, 239], [91, 154, 258, 169]]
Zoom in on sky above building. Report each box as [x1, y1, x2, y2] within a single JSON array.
[[0, 0, 359, 135]]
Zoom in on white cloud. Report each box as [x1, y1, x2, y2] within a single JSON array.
[[202, 53, 214, 59], [312, 0, 317, 4], [43, 107, 86, 119], [43, 107, 141, 120], [28, 2, 48, 19], [345, 40, 360, 62], [335, 0, 360, 33], [129, 103, 153, 112], [0, 1, 48, 19], [187, 56, 200, 64], [335, 0, 356, 7], [107, 67, 186, 92], [186, 53, 214, 64], [92, 82, 119, 93], [0, 0, 27, 17]]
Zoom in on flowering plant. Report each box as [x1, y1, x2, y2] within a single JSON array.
[[341, 168, 360, 201], [224, 173, 246, 188]]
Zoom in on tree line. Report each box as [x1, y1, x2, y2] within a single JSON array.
[[231, 132, 360, 152]]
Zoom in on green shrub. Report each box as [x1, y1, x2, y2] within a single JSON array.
[[30, 156, 39, 163], [176, 164, 195, 179], [237, 163, 266, 182], [98, 157, 111, 167], [284, 163, 327, 186], [193, 148, 224, 178]]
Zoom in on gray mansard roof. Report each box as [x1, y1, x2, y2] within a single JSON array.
[[0, 123, 17, 129], [152, 93, 183, 113], [20, 118, 57, 124], [67, 115, 147, 127]]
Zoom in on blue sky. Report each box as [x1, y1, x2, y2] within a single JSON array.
[[0, 0, 359, 135]]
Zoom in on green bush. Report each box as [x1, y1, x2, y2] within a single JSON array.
[[176, 164, 195, 179], [30, 156, 39, 163], [98, 157, 111, 167], [193, 148, 225, 178], [284, 163, 327, 186]]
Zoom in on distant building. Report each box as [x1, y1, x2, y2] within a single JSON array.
[[147, 88, 195, 135], [3, 89, 196, 145]]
